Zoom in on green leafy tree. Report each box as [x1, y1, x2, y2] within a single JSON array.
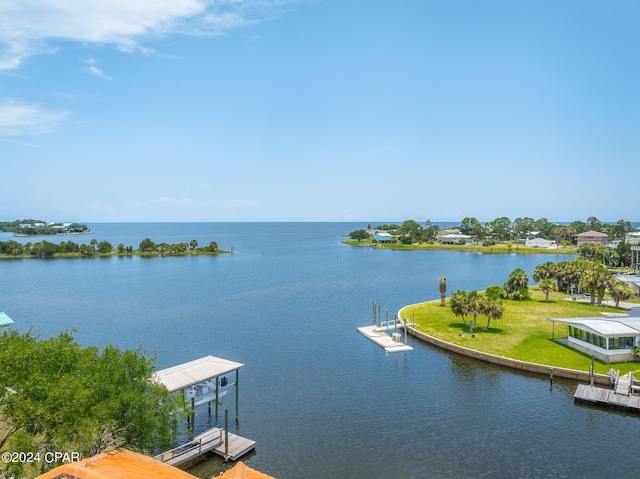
[[398, 220, 423, 243], [612, 219, 633, 240], [586, 216, 603, 232], [533, 218, 557, 239], [190, 239, 198, 250], [616, 238, 631, 267], [0, 330, 185, 475], [98, 240, 113, 254], [513, 217, 535, 240], [459, 217, 481, 236], [208, 241, 218, 252], [139, 238, 156, 252], [422, 220, 440, 242], [349, 229, 369, 241], [486, 217, 512, 242]]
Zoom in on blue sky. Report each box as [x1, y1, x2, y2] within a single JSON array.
[[1, 1, 639, 223]]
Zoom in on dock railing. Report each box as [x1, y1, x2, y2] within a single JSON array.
[[155, 429, 223, 463]]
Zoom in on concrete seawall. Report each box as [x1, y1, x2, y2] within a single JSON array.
[[399, 306, 610, 386]]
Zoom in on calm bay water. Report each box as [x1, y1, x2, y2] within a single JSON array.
[[0, 223, 637, 478]]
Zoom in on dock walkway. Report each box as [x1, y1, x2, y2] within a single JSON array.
[[574, 384, 640, 413], [155, 427, 256, 466], [357, 325, 413, 352]]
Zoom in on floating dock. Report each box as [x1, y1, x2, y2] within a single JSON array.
[[574, 382, 640, 413], [155, 426, 256, 466], [357, 325, 413, 352]]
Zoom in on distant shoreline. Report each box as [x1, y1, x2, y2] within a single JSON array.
[[12, 231, 94, 237]]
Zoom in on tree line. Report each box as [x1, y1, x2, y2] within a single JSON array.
[[350, 216, 636, 245], [349, 217, 638, 264], [0, 237, 220, 258]]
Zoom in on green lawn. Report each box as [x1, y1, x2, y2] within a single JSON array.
[[345, 239, 579, 255], [404, 289, 640, 375]]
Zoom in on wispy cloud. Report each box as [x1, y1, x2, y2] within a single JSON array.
[[0, 1, 301, 70], [84, 58, 112, 80], [1, 138, 39, 148], [0, 99, 71, 136]]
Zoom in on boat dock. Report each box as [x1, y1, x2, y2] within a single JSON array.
[[357, 325, 413, 352], [155, 426, 256, 466], [574, 373, 640, 413]]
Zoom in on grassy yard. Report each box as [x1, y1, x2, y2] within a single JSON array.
[[404, 289, 640, 375], [345, 239, 579, 255]]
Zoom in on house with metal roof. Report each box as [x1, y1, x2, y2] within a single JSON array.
[[524, 238, 557, 248], [373, 231, 393, 243], [551, 316, 640, 362]]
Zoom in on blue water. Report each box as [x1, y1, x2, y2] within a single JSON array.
[[0, 223, 637, 479]]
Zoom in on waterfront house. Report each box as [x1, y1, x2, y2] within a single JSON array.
[[626, 231, 640, 244], [440, 233, 471, 245], [551, 316, 640, 363], [525, 238, 557, 248], [373, 232, 393, 243], [573, 230, 608, 246]]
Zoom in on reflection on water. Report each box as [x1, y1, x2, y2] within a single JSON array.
[[1, 223, 637, 478]]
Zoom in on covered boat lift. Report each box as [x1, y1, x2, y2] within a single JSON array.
[[154, 355, 244, 429]]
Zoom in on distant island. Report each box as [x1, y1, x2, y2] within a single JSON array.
[[0, 236, 226, 258], [0, 219, 91, 236]]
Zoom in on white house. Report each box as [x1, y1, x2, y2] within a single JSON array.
[[625, 231, 640, 245], [551, 316, 640, 363], [440, 233, 471, 245], [525, 238, 557, 248]]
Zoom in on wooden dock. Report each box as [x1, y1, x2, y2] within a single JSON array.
[[357, 325, 413, 352], [155, 427, 256, 466], [574, 384, 640, 413]]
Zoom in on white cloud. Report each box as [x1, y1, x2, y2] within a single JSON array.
[[84, 58, 112, 80], [0, 0, 298, 70], [0, 99, 71, 135]]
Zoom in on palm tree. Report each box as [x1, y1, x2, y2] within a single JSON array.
[[467, 291, 483, 332], [609, 281, 635, 307], [533, 262, 554, 283], [450, 290, 469, 326], [481, 297, 504, 329], [438, 277, 447, 307], [579, 262, 614, 305], [538, 278, 558, 302], [501, 268, 530, 300]]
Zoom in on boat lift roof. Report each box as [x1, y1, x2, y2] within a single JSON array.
[[154, 355, 244, 393], [0, 312, 14, 327]]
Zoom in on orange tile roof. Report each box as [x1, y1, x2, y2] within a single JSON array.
[[36, 448, 198, 479], [217, 462, 277, 479]]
